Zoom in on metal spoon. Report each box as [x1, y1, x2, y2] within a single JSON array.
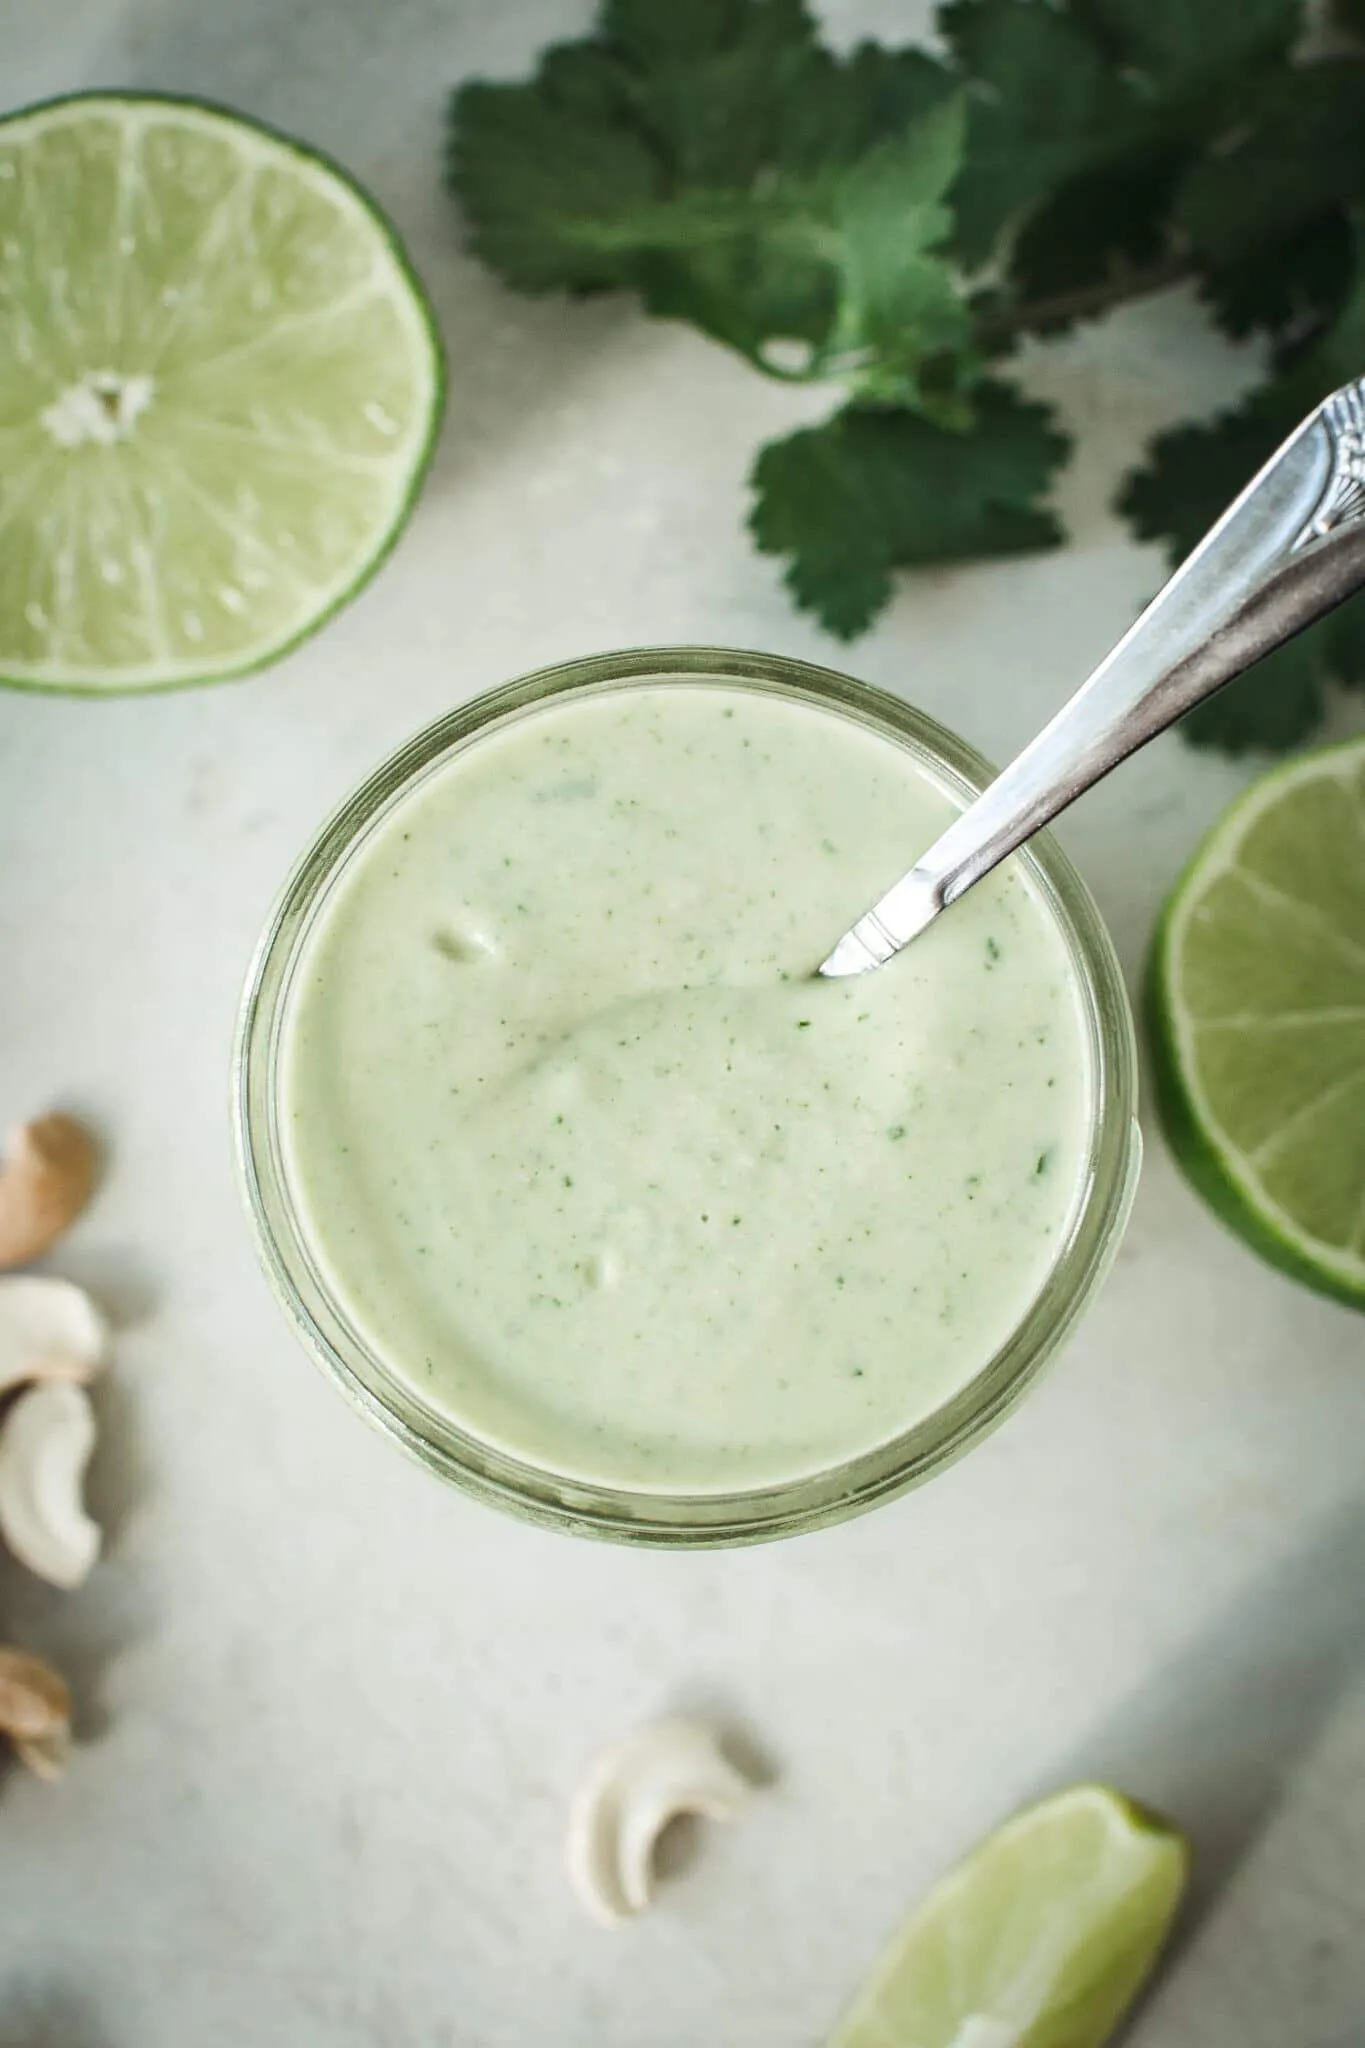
[[819, 376, 1365, 978]]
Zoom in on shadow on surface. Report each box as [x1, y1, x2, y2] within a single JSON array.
[[40, 1239, 160, 1343], [0, 1537, 148, 1749], [0, 1344, 151, 1743], [84, 1363, 149, 1556], [1063, 1497, 1365, 1944], [631, 1685, 781, 1897], [667, 1682, 782, 1792], [0, 1980, 115, 2048]]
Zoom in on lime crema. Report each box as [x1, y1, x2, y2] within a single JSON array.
[[278, 684, 1094, 1493]]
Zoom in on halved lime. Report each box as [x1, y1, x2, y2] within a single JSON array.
[[0, 92, 443, 693], [830, 1785, 1187, 2048], [1149, 736, 1365, 1309]]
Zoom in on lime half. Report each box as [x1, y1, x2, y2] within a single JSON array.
[[0, 93, 443, 693], [830, 1785, 1187, 2048], [1149, 736, 1365, 1308]]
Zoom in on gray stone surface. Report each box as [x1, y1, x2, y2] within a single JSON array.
[[1, 4, 1362, 2042]]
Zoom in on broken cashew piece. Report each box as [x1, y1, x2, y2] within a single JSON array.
[[0, 1275, 107, 1394], [0, 1646, 71, 1779], [566, 1718, 754, 1925], [0, 1116, 97, 1269], [0, 1381, 100, 1589]]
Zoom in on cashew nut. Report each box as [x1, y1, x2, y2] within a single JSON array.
[[0, 1647, 71, 1779], [0, 1381, 100, 1589], [565, 1718, 755, 1925], [0, 1276, 107, 1394], [0, 1115, 97, 1268]]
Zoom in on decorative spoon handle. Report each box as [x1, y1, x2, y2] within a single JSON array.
[[819, 377, 1365, 978]]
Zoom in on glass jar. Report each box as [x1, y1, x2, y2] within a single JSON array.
[[234, 647, 1140, 1546]]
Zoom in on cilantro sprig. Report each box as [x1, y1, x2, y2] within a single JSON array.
[[449, 0, 1365, 753]]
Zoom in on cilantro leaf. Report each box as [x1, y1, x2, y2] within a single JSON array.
[[749, 380, 1068, 637], [1117, 261, 1365, 750], [449, 4, 968, 411], [818, 98, 975, 411], [451, 0, 1365, 708], [593, 1, 953, 186], [1178, 64, 1365, 259], [1004, 151, 1184, 324], [1197, 215, 1356, 346], [1069, 0, 1298, 87], [449, 49, 661, 294], [1174, 63, 1365, 343], [943, 0, 1314, 331], [603, 0, 809, 78], [939, 0, 1140, 264], [1119, 393, 1293, 569]]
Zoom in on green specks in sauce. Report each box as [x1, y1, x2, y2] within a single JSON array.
[[278, 680, 1094, 1494]]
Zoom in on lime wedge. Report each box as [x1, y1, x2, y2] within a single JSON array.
[[0, 93, 443, 694], [830, 1785, 1187, 2048], [1149, 735, 1365, 1308]]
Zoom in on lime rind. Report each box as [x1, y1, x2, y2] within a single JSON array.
[[1148, 735, 1365, 1310], [0, 91, 445, 696], [830, 1784, 1187, 2048]]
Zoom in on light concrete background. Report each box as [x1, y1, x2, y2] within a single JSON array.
[[1, 3, 1363, 2043]]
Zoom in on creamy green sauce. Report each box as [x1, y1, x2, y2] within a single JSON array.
[[279, 685, 1092, 1492]]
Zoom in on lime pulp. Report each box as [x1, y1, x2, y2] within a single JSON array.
[[0, 92, 443, 693], [830, 1784, 1187, 2048]]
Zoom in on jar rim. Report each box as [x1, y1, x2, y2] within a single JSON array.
[[233, 646, 1140, 1546]]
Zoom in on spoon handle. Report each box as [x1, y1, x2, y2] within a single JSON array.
[[820, 376, 1365, 978]]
